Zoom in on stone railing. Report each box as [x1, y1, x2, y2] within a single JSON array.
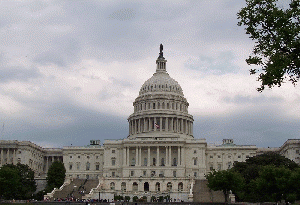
[[43, 178, 72, 200]]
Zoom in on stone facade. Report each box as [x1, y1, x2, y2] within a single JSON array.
[[0, 48, 299, 202]]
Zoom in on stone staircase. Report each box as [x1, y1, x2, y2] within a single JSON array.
[[51, 179, 99, 200], [193, 179, 224, 202]]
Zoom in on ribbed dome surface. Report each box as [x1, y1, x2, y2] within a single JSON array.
[[139, 71, 183, 96]]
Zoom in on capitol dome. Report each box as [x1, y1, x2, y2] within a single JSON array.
[[127, 45, 194, 140], [139, 71, 184, 96]]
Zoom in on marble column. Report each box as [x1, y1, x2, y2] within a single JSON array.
[[127, 147, 130, 166], [166, 117, 169, 132], [135, 147, 138, 166], [156, 147, 159, 167], [182, 147, 185, 166], [7, 149, 9, 164], [143, 118, 146, 132], [178, 146, 181, 166], [1, 149, 3, 165], [13, 149, 16, 165], [166, 146, 168, 166], [154, 117, 157, 131], [139, 147, 142, 166], [171, 118, 174, 132], [160, 117, 162, 131], [169, 146, 172, 166], [147, 147, 150, 166], [123, 147, 126, 166]]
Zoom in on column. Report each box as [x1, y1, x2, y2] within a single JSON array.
[[7, 149, 9, 164], [144, 118, 146, 132], [160, 117, 162, 132], [148, 147, 150, 166], [46, 157, 49, 172], [148, 118, 151, 132], [182, 147, 185, 166], [166, 117, 169, 132], [135, 147, 138, 166], [13, 149, 16, 165], [185, 119, 188, 134], [154, 117, 157, 131], [171, 118, 173, 132], [166, 146, 168, 166], [156, 146, 159, 167], [139, 147, 142, 166], [169, 146, 172, 166], [181, 119, 183, 133], [123, 147, 126, 166], [178, 146, 181, 166], [1, 149, 3, 165], [127, 147, 130, 166], [191, 123, 193, 135]]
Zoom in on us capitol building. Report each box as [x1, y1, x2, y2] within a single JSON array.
[[0, 46, 299, 201]]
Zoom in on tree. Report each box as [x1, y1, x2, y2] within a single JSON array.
[[205, 169, 245, 203], [0, 163, 36, 200], [232, 152, 299, 202], [237, 0, 300, 92], [46, 161, 66, 191]]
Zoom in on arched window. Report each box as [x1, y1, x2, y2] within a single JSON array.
[[121, 182, 126, 191], [110, 182, 115, 190], [155, 182, 160, 191], [133, 182, 138, 191], [178, 182, 183, 191], [167, 182, 172, 191], [144, 182, 149, 192]]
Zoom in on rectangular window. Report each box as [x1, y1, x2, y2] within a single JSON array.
[[112, 172, 115, 177], [218, 164, 222, 170], [151, 171, 155, 177], [194, 159, 197, 165], [238, 155, 241, 158], [143, 171, 146, 176], [218, 155, 221, 158], [96, 164, 100, 170], [112, 159, 116, 166], [194, 172, 197, 177], [173, 171, 176, 177], [112, 150, 115, 153], [77, 163, 80, 170], [210, 155, 213, 158], [194, 150, 197, 154], [131, 171, 134, 177], [210, 165, 213, 171], [69, 164, 72, 170]]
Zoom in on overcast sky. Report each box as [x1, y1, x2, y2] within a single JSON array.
[[0, 0, 299, 148]]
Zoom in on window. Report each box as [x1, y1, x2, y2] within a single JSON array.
[[218, 164, 222, 170], [218, 155, 221, 158], [69, 164, 73, 170], [194, 150, 197, 154], [228, 155, 231, 158], [86, 162, 90, 170], [246, 155, 249, 158], [110, 182, 115, 190], [112, 158, 116, 166], [167, 182, 172, 191], [238, 155, 241, 158], [155, 182, 160, 191], [112, 150, 115, 154], [143, 171, 146, 176], [173, 171, 177, 177], [210, 155, 213, 158], [161, 158, 165, 166], [70, 156, 73, 159], [131, 158, 136, 166], [228, 162, 232, 169], [144, 158, 147, 166], [151, 171, 155, 177], [96, 164, 100, 170], [133, 182, 138, 191], [159, 171, 164, 177], [112, 172, 115, 177], [152, 158, 156, 166], [87, 156, 90, 159], [178, 182, 183, 191], [96, 156, 99, 159], [77, 163, 80, 170], [296, 150, 299, 154], [78, 155, 80, 158], [194, 172, 197, 177], [210, 165, 213, 171], [193, 158, 197, 165], [173, 158, 177, 166], [121, 182, 126, 191], [131, 171, 134, 177]]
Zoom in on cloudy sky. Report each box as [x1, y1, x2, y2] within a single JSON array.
[[0, 0, 299, 148]]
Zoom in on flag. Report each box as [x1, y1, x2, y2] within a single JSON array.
[[154, 123, 160, 128]]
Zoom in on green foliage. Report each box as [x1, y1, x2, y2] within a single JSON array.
[[237, 0, 300, 92], [0, 163, 36, 200], [232, 152, 300, 202], [132, 196, 138, 202], [46, 161, 66, 191], [124, 196, 130, 202], [206, 169, 244, 202]]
